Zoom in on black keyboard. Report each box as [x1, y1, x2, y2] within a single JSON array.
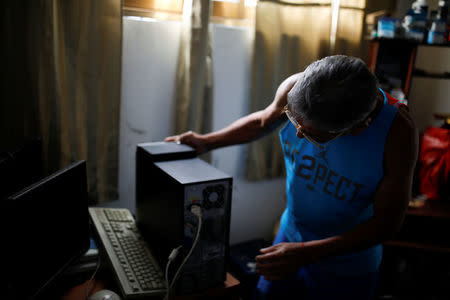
[[89, 207, 166, 299]]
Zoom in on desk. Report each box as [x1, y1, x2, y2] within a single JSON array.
[[61, 272, 240, 300], [385, 200, 450, 252], [174, 273, 240, 300], [376, 200, 450, 298]]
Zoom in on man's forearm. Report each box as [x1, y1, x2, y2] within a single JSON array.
[[202, 109, 285, 151], [303, 216, 398, 263]]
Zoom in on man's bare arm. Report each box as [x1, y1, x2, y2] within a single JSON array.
[[165, 73, 300, 153]]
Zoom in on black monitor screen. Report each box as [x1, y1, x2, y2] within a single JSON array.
[[6, 160, 90, 299]]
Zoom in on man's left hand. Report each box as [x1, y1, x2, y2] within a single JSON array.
[[255, 242, 309, 281]]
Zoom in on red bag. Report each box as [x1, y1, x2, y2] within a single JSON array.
[[418, 126, 450, 200]]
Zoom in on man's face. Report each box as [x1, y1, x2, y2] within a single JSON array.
[[285, 90, 383, 148], [284, 104, 345, 148], [294, 120, 344, 143]]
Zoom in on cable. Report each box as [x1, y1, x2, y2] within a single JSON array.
[[165, 260, 171, 300], [164, 205, 203, 299], [164, 246, 182, 300], [85, 254, 102, 300], [169, 206, 202, 291]]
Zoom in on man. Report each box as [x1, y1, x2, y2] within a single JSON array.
[[165, 55, 418, 299]]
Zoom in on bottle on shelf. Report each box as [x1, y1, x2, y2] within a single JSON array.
[[437, 0, 449, 42], [427, 17, 447, 44], [412, 0, 429, 17], [403, 1, 429, 42]]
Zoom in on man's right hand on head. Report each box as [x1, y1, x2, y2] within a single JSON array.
[[164, 131, 209, 154]]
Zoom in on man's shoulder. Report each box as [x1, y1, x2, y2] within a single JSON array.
[[271, 73, 302, 112], [384, 106, 419, 170], [390, 107, 416, 140]]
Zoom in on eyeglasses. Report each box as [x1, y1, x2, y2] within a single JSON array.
[[284, 105, 344, 149]]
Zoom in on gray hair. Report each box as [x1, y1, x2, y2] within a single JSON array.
[[287, 55, 379, 133]]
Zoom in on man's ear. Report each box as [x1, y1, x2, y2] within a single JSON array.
[[349, 117, 372, 136]]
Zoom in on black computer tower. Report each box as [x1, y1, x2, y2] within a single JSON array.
[[135, 142, 232, 293]]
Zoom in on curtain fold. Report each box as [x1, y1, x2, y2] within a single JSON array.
[[246, 0, 366, 180], [2, 0, 122, 203], [173, 0, 214, 152], [49, 0, 122, 203]]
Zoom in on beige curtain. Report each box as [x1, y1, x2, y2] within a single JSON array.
[[4, 0, 122, 203], [246, 0, 366, 180], [173, 0, 214, 150]]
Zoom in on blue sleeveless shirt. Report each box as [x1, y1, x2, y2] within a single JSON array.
[[279, 90, 398, 275]]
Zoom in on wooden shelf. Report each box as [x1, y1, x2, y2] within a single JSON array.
[[369, 38, 450, 48], [413, 74, 450, 79], [367, 37, 450, 255], [418, 42, 450, 48], [366, 38, 417, 97], [413, 69, 450, 79], [406, 200, 450, 219]]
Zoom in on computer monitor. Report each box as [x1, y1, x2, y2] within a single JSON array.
[[5, 160, 90, 300]]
